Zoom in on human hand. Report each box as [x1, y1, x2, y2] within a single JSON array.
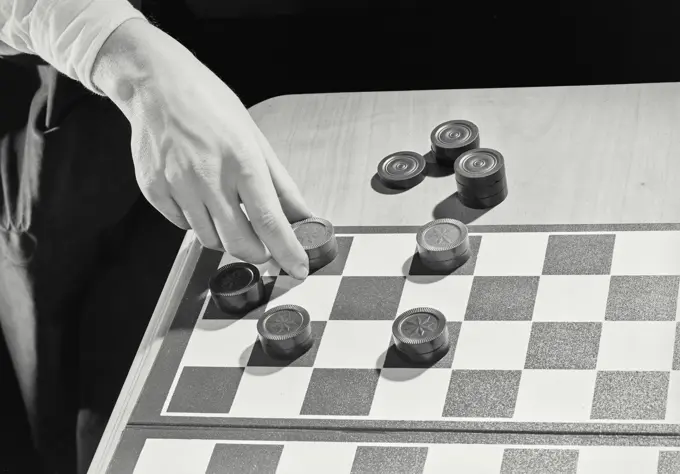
[[92, 20, 311, 280]]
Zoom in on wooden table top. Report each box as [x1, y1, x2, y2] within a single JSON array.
[[89, 82, 680, 473]]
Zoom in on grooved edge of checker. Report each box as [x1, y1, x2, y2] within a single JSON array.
[[127, 222, 680, 438]]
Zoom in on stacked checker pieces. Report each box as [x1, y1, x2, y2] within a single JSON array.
[[208, 216, 476, 365], [376, 119, 508, 210]]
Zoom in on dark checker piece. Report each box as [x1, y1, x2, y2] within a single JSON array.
[[377, 151, 426, 189], [430, 119, 480, 167], [416, 218, 471, 271], [292, 217, 338, 272], [257, 304, 313, 360], [455, 148, 508, 209], [209, 262, 266, 314], [392, 307, 450, 364]]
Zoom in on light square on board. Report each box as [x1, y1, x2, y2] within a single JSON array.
[[524, 322, 602, 370], [133, 439, 215, 474], [442, 370, 522, 418], [473, 232, 549, 276], [576, 446, 660, 474], [205, 443, 283, 474], [397, 275, 474, 321], [542, 234, 615, 275], [500, 448, 579, 474], [276, 442, 357, 474], [300, 368, 380, 416], [342, 233, 416, 276], [350, 446, 428, 474], [452, 321, 532, 370], [513, 370, 597, 422], [465, 276, 540, 321], [166, 366, 244, 414], [605, 275, 680, 321], [265, 275, 342, 321], [181, 319, 257, 368], [610, 230, 680, 275], [313, 320, 393, 368], [667, 372, 680, 422], [422, 445, 504, 473], [329, 276, 405, 320], [590, 371, 669, 420], [228, 367, 314, 418], [532, 275, 611, 322], [596, 321, 676, 371], [370, 368, 453, 419]]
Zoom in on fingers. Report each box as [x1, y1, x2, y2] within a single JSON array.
[[237, 162, 309, 280], [255, 132, 313, 223], [205, 192, 271, 264]]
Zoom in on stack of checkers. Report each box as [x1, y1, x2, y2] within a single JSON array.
[[416, 217, 471, 272], [374, 118, 508, 210]]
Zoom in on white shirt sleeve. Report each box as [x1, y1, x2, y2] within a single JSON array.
[[0, 0, 147, 94]]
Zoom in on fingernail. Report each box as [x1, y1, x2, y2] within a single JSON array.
[[291, 263, 309, 280]]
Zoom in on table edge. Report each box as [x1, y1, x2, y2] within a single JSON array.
[[88, 230, 203, 474]]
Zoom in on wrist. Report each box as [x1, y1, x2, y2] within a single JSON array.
[[91, 19, 174, 112]]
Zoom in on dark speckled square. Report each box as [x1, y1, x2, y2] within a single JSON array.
[[204, 276, 277, 321], [605, 275, 680, 321], [205, 443, 283, 474], [280, 236, 354, 276], [442, 370, 522, 418], [383, 322, 461, 369], [300, 368, 380, 416], [542, 234, 615, 275], [247, 322, 326, 367], [465, 276, 540, 321], [500, 448, 578, 474], [525, 322, 602, 370], [591, 371, 669, 420], [166, 366, 243, 414], [329, 276, 405, 320], [409, 235, 481, 276], [673, 323, 680, 370], [350, 446, 428, 474], [658, 451, 680, 474]]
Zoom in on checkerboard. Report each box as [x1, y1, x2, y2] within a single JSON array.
[[129, 224, 680, 435], [122, 435, 680, 474]]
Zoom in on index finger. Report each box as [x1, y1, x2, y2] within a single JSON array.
[[237, 162, 309, 280]]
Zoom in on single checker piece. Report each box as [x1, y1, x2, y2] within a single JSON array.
[[376, 151, 427, 189], [416, 218, 471, 272], [454, 148, 508, 209], [430, 119, 480, 167], [257, 304, 314, 360], [392, 307, 450, 364], [292, 216, 339, 272], [209, 262, 266, 315]]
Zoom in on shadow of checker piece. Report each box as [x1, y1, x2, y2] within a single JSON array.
[[208, 217, 478, 365]]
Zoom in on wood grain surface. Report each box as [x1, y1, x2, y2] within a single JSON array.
[[90, 82, 680, 473], [250, 83, 680, 227]]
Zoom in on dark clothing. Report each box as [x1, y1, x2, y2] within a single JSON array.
[[1, 56, 184, 474]]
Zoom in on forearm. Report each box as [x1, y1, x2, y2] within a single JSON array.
[[0, 0, 145, 93]]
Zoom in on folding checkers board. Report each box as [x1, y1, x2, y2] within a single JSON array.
[[109, 223, 680, 473]]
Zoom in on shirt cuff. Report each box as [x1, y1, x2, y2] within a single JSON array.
[[2, 0, 147, 95]]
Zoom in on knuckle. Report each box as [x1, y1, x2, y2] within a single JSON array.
[[255, 208, 282, 235]]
